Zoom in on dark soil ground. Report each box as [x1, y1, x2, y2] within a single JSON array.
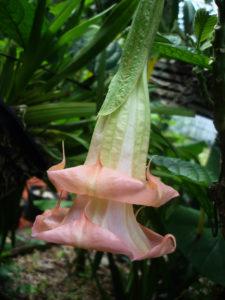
[[0, 229, 114, 300]]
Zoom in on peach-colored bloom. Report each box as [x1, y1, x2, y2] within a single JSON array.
[[32, 66, 179, 261], [32, 153, 178, 261]]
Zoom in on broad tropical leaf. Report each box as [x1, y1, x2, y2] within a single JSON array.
[[152, 156, 216, 186]]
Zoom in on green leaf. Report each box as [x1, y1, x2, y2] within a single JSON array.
[[152, 156, 217, 186], [8, 0, 81, 101], [25, 102, 96, 125], [166, 206, 225, 286], [62, 90, 96, 103], [200, 39, 212, 51], [176, 141, 207, 157], [8, 0, 48, 104], [26, 0, 47, 54], [195, 185, 214, 218], [17, 0, 82, 80], [26, 90, 69, 105], [0, 0, 35, 47], [153, 42, 211, 69], [151, 169, 182, 181], [45, 0, 139, 89], [47, 119, 94, 132], [155, 33, 181, 45], [42, 129, 89, 150], [104, 41, 122, 72], [155, 33, 172, 44], [49, 0, 71, 16], [69, 153, 87, 165], [0, 43, 16, 100], [55, 5, 113, 49], [33, 199, 72, 210], [194, 8, 217, 43], [150, 103, 195, 116], [48, 0, 81, 34]]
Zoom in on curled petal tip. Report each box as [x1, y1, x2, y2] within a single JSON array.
[[146, 155, 157, 181], [146, 161, 179, 207], [48, 141, 66, 171]]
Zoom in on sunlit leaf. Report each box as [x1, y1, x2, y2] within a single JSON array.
[[176, 141, 207, 157], [153, 42, 211, 69], [194, 8, 217, 43], [33, 199, 72, 210], [55, 5, 113, 49], [155, 33, 181, 45], [49, 0, 71, 16], [25, 102, 96, 125], [152, 156, 216, 186], [151, 103, 195, 116]]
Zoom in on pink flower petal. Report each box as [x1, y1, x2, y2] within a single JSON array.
[[32, 196, 132, 257], [32, 196, 176, 261], [138, 226, 176, 259], [47, 159, 178, 207]]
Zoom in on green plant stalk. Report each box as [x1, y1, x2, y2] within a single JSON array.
[[73, 248, 86, 274], [107, 253, 126, 300], [126, 262, 139, 300], [212, 0, 225, 238], [87, 252, 110, 300]]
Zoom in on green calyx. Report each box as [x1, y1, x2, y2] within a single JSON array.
[[98, 0, 164, 117]]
